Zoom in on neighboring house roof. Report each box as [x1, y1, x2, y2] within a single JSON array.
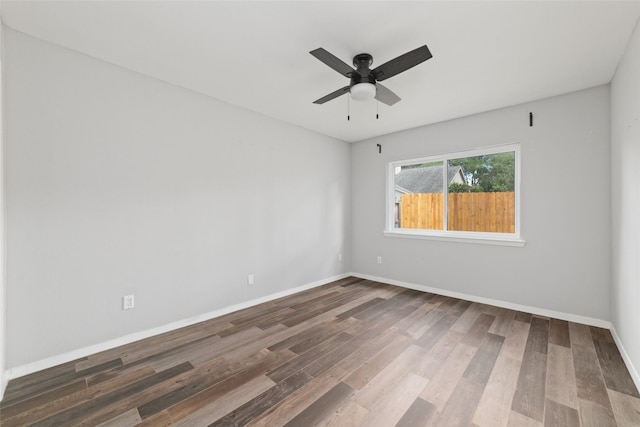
[[395, 165, 465, 193]]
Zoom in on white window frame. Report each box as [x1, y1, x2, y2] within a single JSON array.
[[384, 143, 525, 246]]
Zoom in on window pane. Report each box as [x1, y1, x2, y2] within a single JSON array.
[[447, 152, 515, 233], [394, 161, 444, 229]]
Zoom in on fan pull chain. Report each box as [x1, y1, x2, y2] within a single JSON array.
[[376, 100, 379, 119], [347, 96, 350, 121]]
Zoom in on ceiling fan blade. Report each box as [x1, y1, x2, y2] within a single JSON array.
[[372, 45, 432, 82], [375, 83, 401, 106], [310, 48, 358, 78], [313, 86, 350, 104]]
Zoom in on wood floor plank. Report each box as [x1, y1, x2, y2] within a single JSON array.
[[546, 343, 578, 409], [449, 299, 473, 316], [488, 308, 516, 337], [100, 323, 223, 367], [573, 343, 613, 410], [568, 321, 596, 350], [266, 332, 353, 383], [330, 326, 399, 375], [578, 398, 617, 427], [113, 329, 218, 365], [0, 379, 87, 421], [525, 317, 549, 354], [394, 301, 436, 332], [165, 349, 295, 422], [139, 348, 292, 420], [361, 304, 422, 334], [359, 372, 429, 426], [450, 302, 484, 334], [282, 382, 354, 427], [288, 318, 357, 354], [499, 320, 530, 361], [1, 359, 84, 403], [420, 342, 477, 410], [415, 314, 458, 350], [187, 327, 268, 367], [514, 311, 533, 323], [353, 345, 426, 410], [2, 359, 122, 407], [405, 307, 446, 339], [413, 329, 464, 379], [463, 333, 505, 385], [247, 365, 347, 427], [435, 377, 484, 427], [342, 333, 412, 390], [549, 318, 571, 348], [471, 354, 521, 427], [148, 335, 223, 372], [590, 326, 640, 397], [318, 400, 369, 427], [544, 398, 580, 427], [220, 323, 306, 361], [462, 313, 496, 347], [433, 333, 505, 426], [29, 361, 193, 427], [511, 350, 547, 422], [95, 408, 142, 427], [218, 307, 294, 337], [3, 277, 639, 427], [608, 389, 640, 427], [506, 411, 541, 427], [136, 410, 174, 427], [266, 319, 339, 352], [351, 294, 408, 322], [208, 370, 313, 427], [334, 297, 385, 321], [396, 397, 437, 427], [303, 328, 378, 378], [0, 365, 156, 427], [171, 375, 275, 426]]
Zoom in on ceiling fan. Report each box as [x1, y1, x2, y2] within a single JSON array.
[[310, 45, 432, 106]]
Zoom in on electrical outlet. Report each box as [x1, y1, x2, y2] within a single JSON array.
[[377, 256, 382, 264], [123, 295, 135, 310], [247, 274, 255, 286]]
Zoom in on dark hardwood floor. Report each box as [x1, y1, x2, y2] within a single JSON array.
[[1, 277, 639, 426]]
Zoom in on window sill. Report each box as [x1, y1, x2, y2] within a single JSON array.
[[383, 229, 526, 247]]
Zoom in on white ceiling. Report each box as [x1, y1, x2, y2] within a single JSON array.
[[2, 1, 640, 142]]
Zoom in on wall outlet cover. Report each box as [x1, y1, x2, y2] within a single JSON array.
[[123, 295, 135, 310]]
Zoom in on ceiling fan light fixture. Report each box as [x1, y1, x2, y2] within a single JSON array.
[[350, 82, 376, 101]]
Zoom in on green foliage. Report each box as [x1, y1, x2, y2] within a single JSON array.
[[448, 182, 468, 193], [449, 152, 514, 192], [448, 182, 484, 193]]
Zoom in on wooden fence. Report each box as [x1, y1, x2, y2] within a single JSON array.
[[399, 192, 515, 233]]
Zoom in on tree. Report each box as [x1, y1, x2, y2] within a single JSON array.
[[449, 152, 514, 192], [448, 182, 483, 193]]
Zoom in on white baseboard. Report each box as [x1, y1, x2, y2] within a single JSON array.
[[351, 272, 612, 329], [3, 273, 349, 384], [0, 375, 7, 401], [609, 325, 640, 392]]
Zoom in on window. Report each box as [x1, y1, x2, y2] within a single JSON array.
[[385, 144, 523, 246]]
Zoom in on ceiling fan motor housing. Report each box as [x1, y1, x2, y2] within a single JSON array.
[[351, 53, 376, 87]]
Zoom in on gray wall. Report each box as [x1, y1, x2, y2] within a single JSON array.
[[351, 85, 611, 321], [4, 29, 351, 368], [611, 18, 640, 383]]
